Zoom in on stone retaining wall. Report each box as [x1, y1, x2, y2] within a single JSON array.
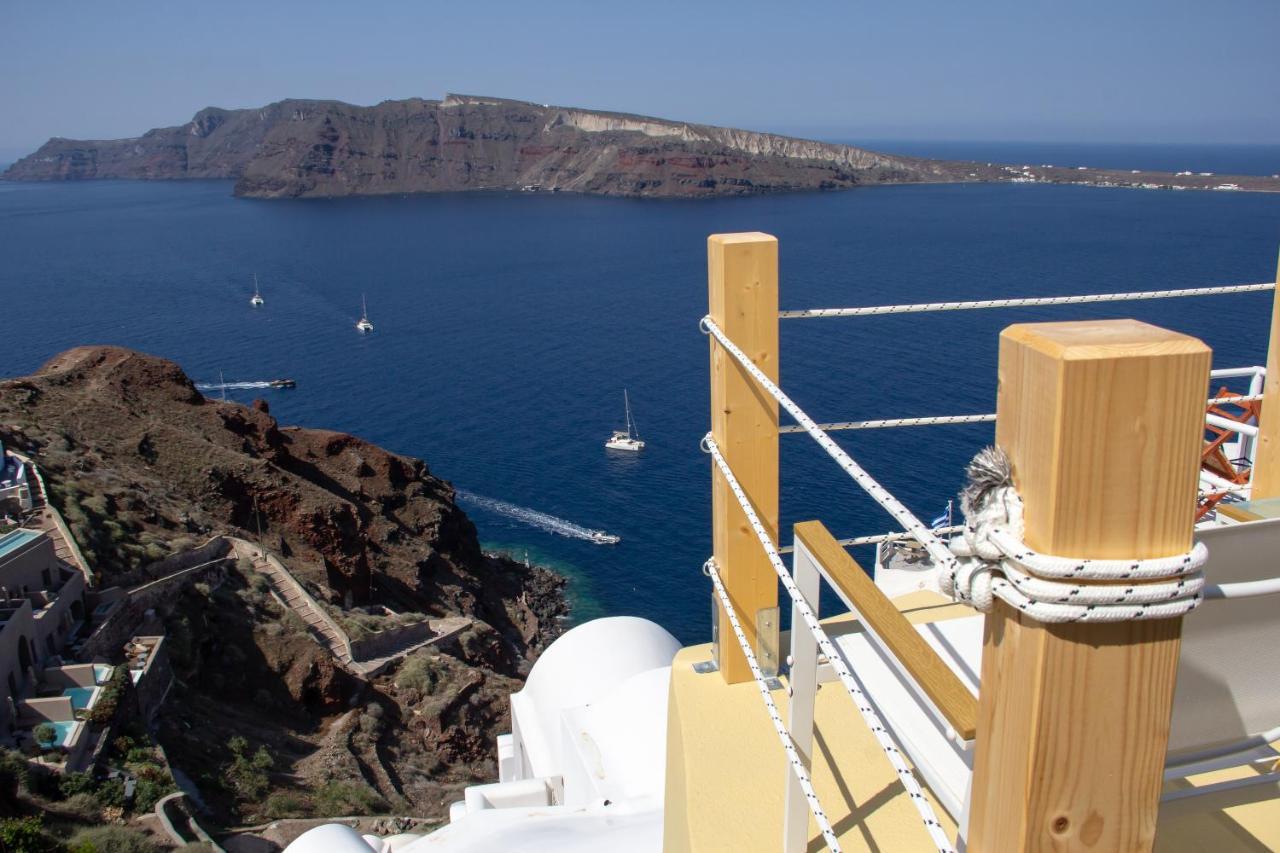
[[350, 620, 434, 661]]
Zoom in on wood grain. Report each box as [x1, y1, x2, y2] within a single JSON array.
[[1250, 251, 1280, 498], [795, 520, 978, 740], [708, 233, 780, 684], [968, 319, 1211, 853]]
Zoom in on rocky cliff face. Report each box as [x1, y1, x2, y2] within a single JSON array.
[[0, 346, 561, 649], [0, 346, 567, 824], [2, 93, 999, 198]]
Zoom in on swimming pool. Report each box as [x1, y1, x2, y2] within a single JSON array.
[[37, 720, 77, 748], [93, 664, 114, 684], [62, 686, 97, 711], [0, 529, 39, 559]]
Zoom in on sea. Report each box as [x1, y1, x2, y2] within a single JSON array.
[[1, 141, 1278, 645]]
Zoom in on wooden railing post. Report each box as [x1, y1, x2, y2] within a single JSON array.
[[968, 319, 1211, 852], [708, 232, 779, 684], [1250, 250, 1280, 498]]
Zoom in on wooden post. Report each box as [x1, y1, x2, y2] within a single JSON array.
[[1250, 251, 1280, 498], [968, 319, 1211, 852], [708, 232, 779, 685]]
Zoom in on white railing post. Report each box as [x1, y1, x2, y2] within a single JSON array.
[[783, 541, 822, 853], [1246, 366, 1266, 466]]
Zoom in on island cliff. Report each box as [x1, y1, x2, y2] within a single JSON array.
[[8, 94, 1277, 198], [3, 94, 967, 197]]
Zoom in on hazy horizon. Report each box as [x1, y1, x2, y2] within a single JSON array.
[[3, 0, 1277, 157]]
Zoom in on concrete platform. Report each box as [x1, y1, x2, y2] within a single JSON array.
[[662, 591, 1280, 851]]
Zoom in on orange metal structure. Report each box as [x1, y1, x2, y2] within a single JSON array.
[[1198, 386, 1262, 519]]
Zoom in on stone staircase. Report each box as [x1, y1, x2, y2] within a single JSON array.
[[236, 543, 356, 668], [228, 537, 468, 678], [17, 455, 94, 585]]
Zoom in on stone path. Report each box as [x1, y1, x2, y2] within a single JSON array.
[[228, 538, 470, 679]]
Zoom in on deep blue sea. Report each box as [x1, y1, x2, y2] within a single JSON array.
[[1, 144, 1278, 644]]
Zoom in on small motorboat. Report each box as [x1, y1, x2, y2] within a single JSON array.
[[588, 531, 621, 545], [250, 273, 264, 306], [269, 379, 297, 388]]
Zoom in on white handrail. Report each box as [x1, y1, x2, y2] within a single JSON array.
[[1204, 577, 1280, 599]]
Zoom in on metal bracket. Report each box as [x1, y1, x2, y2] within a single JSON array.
[[692, 660, 720, 674]]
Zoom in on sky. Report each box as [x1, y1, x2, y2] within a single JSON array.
[[1, 0, 1277, 161]]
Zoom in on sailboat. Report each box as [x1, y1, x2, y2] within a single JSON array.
[[605, 389, 645, 451], [250, 274, 264, 306], [355, 294, 374, 332]]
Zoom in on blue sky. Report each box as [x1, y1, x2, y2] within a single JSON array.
[[2, 0, 1277, 159]]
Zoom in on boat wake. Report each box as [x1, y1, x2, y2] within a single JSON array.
[[195, 381, 276, 391], [456, 491, 620, 545]]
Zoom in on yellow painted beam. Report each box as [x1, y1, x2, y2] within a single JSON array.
[[794, 520, 977, 740]]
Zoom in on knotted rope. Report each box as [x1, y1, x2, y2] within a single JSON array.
[[941, 447, 1207, 623]]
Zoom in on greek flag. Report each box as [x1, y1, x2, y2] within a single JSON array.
[[930, 501, 952, 530]]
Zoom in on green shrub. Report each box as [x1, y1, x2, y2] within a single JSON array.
[[279, 609, 307, 636], [32, 723, 58, 749], [0, 815, 55, 851], [0, 748, 27, 798], [262, 791, 308, 819], [132, 776, 174, 812], [87, 665, 131, 725], [224, 737, 273, 801], [68, 825, 161, 853], [395, 653, 438, 694], [60, 791, 103, 821], [60, 770, 97, 798], [95, 778, 127, 809], [312, 780, 388, 817], [125, 747, 154, 764]]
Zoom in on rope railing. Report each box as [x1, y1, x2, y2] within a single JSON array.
[[778, 525, 965, 555], [705, 313, 1230, 623], [702, 434, 956, 853], [703, 557, 843, 852], [701, 316, 957, 570], [779, 281, 1275, 319], [777, 391, 1263, 434]]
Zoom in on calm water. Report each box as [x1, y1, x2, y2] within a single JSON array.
[[2, 160, 1278, 644]]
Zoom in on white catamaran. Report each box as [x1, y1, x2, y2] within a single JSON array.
[[356, 294, 374, 332], [605, 389, 644, 451], [250, 273, 264, 306]]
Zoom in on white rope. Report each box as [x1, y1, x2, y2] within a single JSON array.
[[779, 282, 1275, 319], [703, 558, 842, 853], [1208, 393, 1264, 406], [780, 393, 1262, 434], [942, 448, 1207, 623], [703, 435, 956, 853], [779, 526, 965, 554], [779, 414, 995, 433], [700, 317, 957, 573]]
